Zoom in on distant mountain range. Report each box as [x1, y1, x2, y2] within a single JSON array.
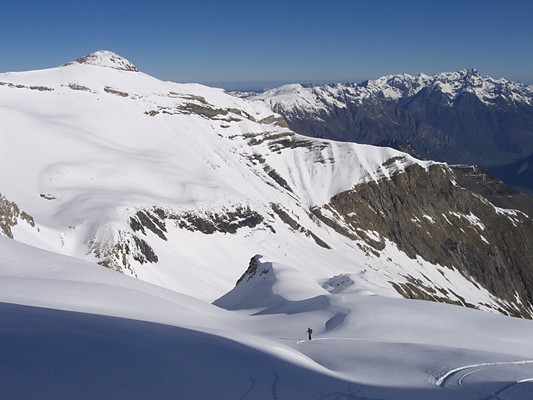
[[251, 69, 533, 191]]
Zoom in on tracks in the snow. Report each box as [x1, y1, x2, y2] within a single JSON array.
[[436, 360, 533, 399]]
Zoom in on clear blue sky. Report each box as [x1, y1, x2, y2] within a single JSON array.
[[1, 0, 532, 89]]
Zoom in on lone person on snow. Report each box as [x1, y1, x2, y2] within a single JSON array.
[[306, 327, 313, 340]]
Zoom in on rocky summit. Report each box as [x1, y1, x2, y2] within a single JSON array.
[[65, 50, 140, 72]]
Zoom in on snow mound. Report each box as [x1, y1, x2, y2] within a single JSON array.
[[214, 255, 330, 314], [65, 50, 139, 72], [321, 273, 355, 294]]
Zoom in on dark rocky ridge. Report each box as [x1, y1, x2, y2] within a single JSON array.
[[91, 206, 273, 274], [235, 254, 268, 286], [278, 90, 533, 168], [89, 205, 272, 275], [270, 203, 330, 249], [311, 164, 533, 318], [129, 205, 267, 237], [87, 205, 269, 275]]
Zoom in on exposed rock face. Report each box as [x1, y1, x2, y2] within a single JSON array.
[[311, 164, 533, 318], [257, 70, 533, 169], [130, 209, 168, 240], [451, 165, 533, 218], [0, 194, 35, 238], [129, 205, 267, 236], [86, 231, 158, 276], [0, 81, 54, 92], [235, 254, 268, 286], [170, 207, 266, 234], [91, 205, 271, 275], [270, 203, 330, 248]]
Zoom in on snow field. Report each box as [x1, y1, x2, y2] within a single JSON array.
[[2, 52, 533, 399], [3, 237, 533, 399]]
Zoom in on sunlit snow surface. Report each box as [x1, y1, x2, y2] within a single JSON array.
[[2, 239, 533, 399], [2, 53, 533, 399], [0, 54, 442, 303]]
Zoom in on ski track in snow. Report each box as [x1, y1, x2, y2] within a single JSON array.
[[271, 372, 280, 400], [295, 338, 533, 399], [295, 337, 379, 345], [237, 377, 256, 400], [458, 368, 486, 386], [436, 359, 533, 399], [436, 360, 533, 386], [316, 382, 365, 400]]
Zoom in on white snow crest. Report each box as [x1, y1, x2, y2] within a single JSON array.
[[254, 69, 533, 115]]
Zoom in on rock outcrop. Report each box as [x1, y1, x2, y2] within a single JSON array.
[[0, 194, 36, 239], [312, 164, 533, 318]]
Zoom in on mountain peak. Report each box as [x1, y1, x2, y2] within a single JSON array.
[[464, 67, 479, 77], [66, 50, 139, 72]]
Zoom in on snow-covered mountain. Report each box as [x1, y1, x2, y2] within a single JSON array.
[[256, 69, 533, 111], [0, 51, 426, 298], [2, 51, 533, 398], [1, 51, 532, 316], [252, 69, 533, 171]]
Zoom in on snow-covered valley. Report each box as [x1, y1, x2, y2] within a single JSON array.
[[1, 51, 533, 399]]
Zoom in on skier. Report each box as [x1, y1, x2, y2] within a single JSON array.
[[306, 327, 313, 340]]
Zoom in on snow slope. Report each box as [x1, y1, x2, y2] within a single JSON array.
[[2, 51, 533, 399], [0, 52, 432, 295], [0, 237, 350, 400], [0, 51, 527, 315], [2, 239, 533, 399]]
